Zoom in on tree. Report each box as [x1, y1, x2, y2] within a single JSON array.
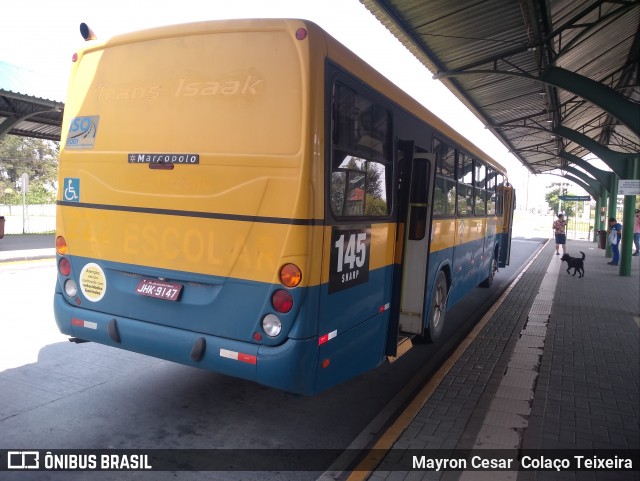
[[330, 154, 388, 216], [0, 135, 59, 205], [545, 183, 577, 218]]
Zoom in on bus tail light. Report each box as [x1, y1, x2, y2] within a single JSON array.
[[59, 257, 71, 276], [262, 314, 282, 337], [279, 264, 302, 288], [56, 236, 68, 255], [272, 290, 293, 314]]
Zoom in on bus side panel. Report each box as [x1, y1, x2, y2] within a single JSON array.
[[315, 220, 395, 390], [318, 224, 395, 334], [315, 309, 389, 393]]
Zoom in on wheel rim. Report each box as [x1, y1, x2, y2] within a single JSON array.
[[432, 282, 444, 329]]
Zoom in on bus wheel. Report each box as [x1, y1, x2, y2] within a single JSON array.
[[479, 255, 497, 288], [425, 271, 448, 343]]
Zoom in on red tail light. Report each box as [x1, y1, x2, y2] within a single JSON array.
[[272, 290, 293, 313], [59, 257, 71, 276]]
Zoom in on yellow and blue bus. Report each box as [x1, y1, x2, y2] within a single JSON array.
[[54, 19, 515, 395]]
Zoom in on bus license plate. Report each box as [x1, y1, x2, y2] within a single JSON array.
[[135, 279, 183, 301]]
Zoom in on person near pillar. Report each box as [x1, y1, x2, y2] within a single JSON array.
[[607, 217, 622, 266], [633, 209, 640, 256]]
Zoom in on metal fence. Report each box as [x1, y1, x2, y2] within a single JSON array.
[[0, 203, 55, 234]]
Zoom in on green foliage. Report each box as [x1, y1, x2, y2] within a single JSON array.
[[0, 135, 59, 205], [545, 183, 576, 218]]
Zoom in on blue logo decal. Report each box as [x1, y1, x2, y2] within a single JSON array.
[[63, 178, 80, 202], [66, 116, 99, 149]]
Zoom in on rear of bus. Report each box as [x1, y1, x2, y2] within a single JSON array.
[[54, 19, 325, 394]]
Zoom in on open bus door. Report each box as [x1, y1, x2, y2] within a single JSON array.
[[387, 141, 436, 357], [498, 184, 516, 267]]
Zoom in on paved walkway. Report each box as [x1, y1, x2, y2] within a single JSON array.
[[366, 240, 639, 481]]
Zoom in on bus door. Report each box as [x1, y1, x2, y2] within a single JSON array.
[[498, 185, 516, 267], [398, 146, 436, 335]]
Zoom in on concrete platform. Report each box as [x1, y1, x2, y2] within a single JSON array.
[[364, 240, 639, 481]]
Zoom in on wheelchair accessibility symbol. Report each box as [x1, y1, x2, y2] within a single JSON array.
[[64, 178, 80, 202]]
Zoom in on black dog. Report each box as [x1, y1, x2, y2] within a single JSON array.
[[561, 251, 585, 278]]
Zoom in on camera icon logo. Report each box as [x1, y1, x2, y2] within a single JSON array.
[[7, 451, 39, 469]]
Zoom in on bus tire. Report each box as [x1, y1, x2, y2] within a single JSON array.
[[479, 254, 497, 288], [425, 270, 448, 343]]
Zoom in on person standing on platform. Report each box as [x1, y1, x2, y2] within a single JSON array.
[[553, 213, 567, 256], [607, 217, 622, 266], [633, 209, 640, 256]]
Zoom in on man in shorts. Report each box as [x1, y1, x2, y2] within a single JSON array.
[[553, 213, 567, 256]]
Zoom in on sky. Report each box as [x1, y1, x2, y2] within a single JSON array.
[[2, 0, 559, 205]]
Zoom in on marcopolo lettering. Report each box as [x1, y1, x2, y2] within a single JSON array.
[[128, 153, 199, 164]]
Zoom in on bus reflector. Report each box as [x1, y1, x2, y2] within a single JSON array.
[[220, 348, 257, 365], [321, 359, 330, 368], [56, 236, 68, 255], [72, 318, 97, 329], [378, 303, 390, 313], [295, 28, 307, 41], [279, 264, 302, 288], [272, 290, 293, 313], [318, 330, 337, 346]]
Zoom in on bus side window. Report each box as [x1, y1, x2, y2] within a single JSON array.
[[432, 137, 456, 217], [330, 81, 392, 218], [408, 155, 430, 240], [474, 160, 487, 216], [486, 167, 496, 215], [456, 153, 473, 216], [495, 174, 505, 216], [331, 155, 389, 216]]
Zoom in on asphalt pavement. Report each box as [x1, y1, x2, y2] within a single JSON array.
[[0, 234, 55, 262]]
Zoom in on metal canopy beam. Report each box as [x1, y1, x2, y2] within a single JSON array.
[[560, 165, 606, 196], [434, 66, 640, 136], [546, 172, 596, 199], [558, 151, 613, 194], [553, 125, 634, 178]]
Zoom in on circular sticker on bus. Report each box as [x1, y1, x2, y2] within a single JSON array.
[[79, 262, 107, 302]]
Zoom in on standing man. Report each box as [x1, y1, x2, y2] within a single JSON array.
[[608, 217, 623, 266], [553, 213, 567, 256]]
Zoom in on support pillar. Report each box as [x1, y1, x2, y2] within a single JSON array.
[[605, 176, 618, 259], [593, 196, 602, 242], [619, 159, 639, 276]]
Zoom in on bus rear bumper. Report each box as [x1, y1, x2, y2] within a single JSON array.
[[53, 292, 319, 395]]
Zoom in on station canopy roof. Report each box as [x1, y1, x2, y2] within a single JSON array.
[[361, 0, 640, 176], [0, 62, 64, 142]]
